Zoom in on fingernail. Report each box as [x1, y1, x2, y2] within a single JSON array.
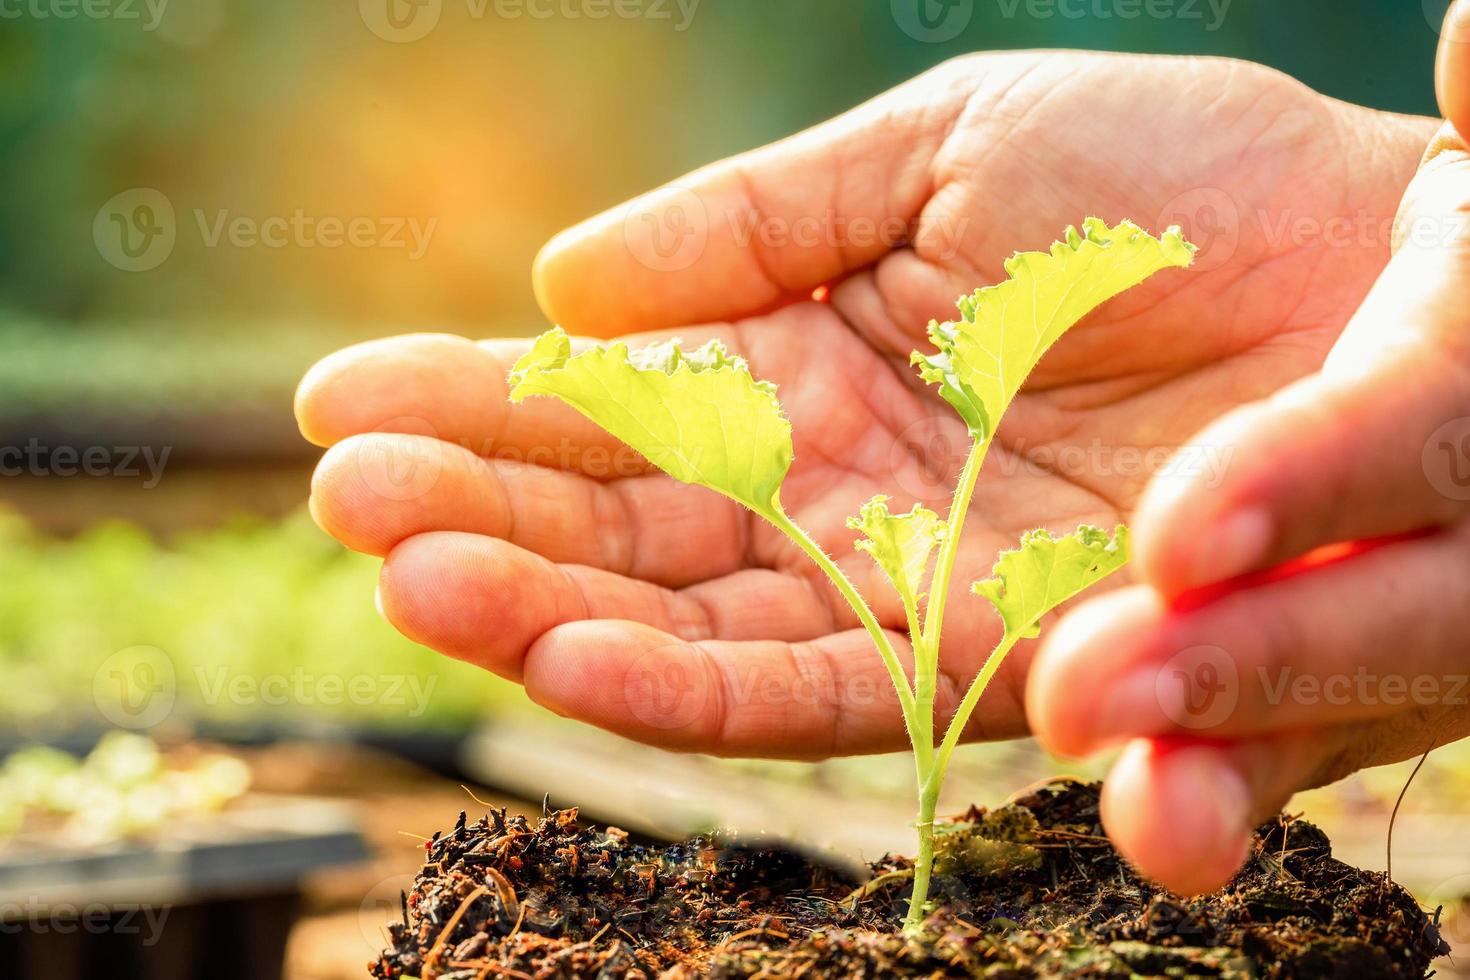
[[1187, 508, 1273, 588]]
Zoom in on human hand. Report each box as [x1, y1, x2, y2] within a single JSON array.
[[297, 50, 1432, 760], [1028, 7, 1470, 896]]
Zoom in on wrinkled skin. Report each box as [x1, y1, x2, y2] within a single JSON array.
[[298, 49, 1453, 895]]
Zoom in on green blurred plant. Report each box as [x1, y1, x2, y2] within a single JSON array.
[[0, 508, 516, 734]]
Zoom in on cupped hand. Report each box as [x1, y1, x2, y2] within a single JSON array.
[[297, 51, 1432, 764], [1029, 14, 1470, 896]]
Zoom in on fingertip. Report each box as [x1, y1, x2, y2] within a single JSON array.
[[1028, 589, 1166, 757], [1101, 739, 1252, 896], [379, 532, 561, 680], [293, 333, 488, 449], [531, 227, 579, 330]]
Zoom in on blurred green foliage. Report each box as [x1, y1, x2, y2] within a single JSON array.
[[0, 508, 517, 734], [0, 0, 1446, 334]]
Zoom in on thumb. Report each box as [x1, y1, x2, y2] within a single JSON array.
[[1134, 130, 1470, 595]]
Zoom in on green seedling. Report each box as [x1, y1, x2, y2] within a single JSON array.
[[507, 218, 1195, 930]]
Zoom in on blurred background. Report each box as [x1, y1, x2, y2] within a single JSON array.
[[2, 2, 1467, 978]]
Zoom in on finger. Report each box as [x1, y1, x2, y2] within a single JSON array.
[[1134, 154, 1470, 596], [531, 59, 982, 337], [1099, 733, 1341, 896], [521, 619, 917, 759], [1438, 0, 1470, 138], [296, 325, 774, 476], [1028, 524, 1470, 754], [311, 433, 747, 586], [378, 532, 835, 683], [295, 334, 642, 476]]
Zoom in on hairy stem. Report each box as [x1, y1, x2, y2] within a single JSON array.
[[920, 436, 992, 656], [932, 631, 1022, 780], [903, 777, 942, 932]]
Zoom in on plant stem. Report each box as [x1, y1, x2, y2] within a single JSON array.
[[766, 508, 918, 726], [903, 776, 941, 931], [920, 436, 992, 656], [901, 434, 992, 888], [932, 631, 1022, 779]]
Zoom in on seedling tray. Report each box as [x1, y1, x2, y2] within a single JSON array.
[[0, 794, 369, 980]]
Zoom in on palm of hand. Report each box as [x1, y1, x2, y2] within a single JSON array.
[[704, 53, 1411, 740], [300, 52, 1426, 757]]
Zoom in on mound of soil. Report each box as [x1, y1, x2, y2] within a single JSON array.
[[369, 780, 1447, 978]]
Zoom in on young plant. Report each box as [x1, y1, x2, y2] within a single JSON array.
[[507, 218, 1195, 930]]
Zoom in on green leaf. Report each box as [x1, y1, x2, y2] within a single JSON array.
[[912, 219, 1194, 439], [507, 327, 792, 517], [974, 525, 1129, 638], [847, 496, 945, 628]]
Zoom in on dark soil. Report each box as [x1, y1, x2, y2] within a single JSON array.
[[369, 779, 1448, 978]]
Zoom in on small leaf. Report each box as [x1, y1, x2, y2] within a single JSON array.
[[974, 525, 1129, 638], [508, 327, 792, 517], [847, 496, 945, 624], [913, 219, 1194, 439]]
